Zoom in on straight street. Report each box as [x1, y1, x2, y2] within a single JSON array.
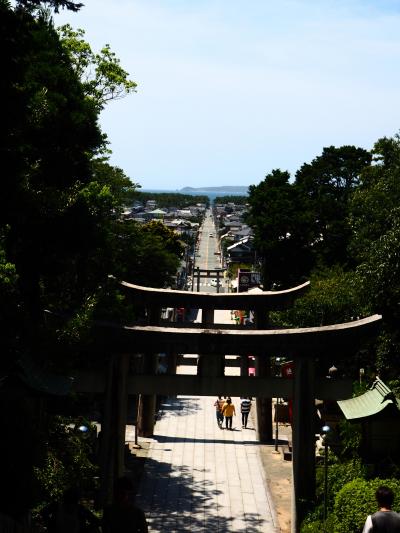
[[134, 394, 279, 533], [132, 221, 279, 532], [193, 208, 228, 293]]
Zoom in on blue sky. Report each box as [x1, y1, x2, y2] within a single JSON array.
[[55, 0, 400, 190]]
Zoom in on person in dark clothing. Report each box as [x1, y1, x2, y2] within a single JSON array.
[[214, 396, 224, 428], [102, 476, 148, 533], [240, 397, 252, 428], [362, 485, 400, 532]]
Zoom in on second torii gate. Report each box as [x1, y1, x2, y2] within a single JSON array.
[[75, 281, 381, 531]]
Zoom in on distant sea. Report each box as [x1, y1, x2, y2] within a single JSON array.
[[141, 189, 248, 203]]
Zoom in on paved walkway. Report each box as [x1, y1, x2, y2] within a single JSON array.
[[134, 395, 279, 532]]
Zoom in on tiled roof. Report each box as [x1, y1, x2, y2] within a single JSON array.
[[337, 377, 400, 420], [17, 353, 73, 396]]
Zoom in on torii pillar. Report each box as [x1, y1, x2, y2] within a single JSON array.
[[197, 307, 225, 377], [99, 352, 130, 505], [254, 306, 273, 441], [291, 355, 316, 531], [137, 305, 160, 437]]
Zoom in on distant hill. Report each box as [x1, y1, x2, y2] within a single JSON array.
[[180, 186, 249, 193]]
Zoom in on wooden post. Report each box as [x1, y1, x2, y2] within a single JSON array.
[[99, 353, 129, 505], [240, 355, 249, 377], [255, 355, 272, 441], [99, 356, 115, 506], [137, 305, 160, 437], [202, 308, 214, 326], [197, 308, 224, 377], [254, 307, 272, 441], [115, 353, 130, 478], [166, 346, 178, 376], [292, 356, 316, 530]]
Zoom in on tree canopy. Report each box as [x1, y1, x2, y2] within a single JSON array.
[[246, 169, 313, 288], [295, 145, 371, 268], [214, 195, 248, 205], [246, 138, 400, 380], [136, 191, 209, 208], [16, 0, 83, 12], [57, 24, 137, 110], [0, 3, 183, 360]]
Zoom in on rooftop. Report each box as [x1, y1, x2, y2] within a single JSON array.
[[337, 377, 400, 420]]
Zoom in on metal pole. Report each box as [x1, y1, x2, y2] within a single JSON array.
[[274, 398, 279, 451], [134, 394, 142, 448], [322, 424, 330, 527], [134, 395, 139, 446], [196, 266, 200, 292], [274, 358, 281, 453], [191, 247, 196, 292], [323, 439, 328, 524]]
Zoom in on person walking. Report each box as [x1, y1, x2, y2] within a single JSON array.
[[213, 396, 224, 428], [222, 398, 236, 430], [103, 476, 148, 533], [362, 486, 400, 532], [240, 397, 252, 428]]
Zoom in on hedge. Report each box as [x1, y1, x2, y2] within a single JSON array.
[[333, 478, 400, 533]]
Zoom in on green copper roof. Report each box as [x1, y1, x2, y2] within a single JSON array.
[[17, 353, 72, 396], [337, 378, 400, 420]]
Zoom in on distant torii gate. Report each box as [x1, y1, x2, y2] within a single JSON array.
[[192, 267, 225, 293], [75, 281, 381, 531]]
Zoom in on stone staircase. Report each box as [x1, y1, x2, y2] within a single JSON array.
[[282, 439, 292, 461]]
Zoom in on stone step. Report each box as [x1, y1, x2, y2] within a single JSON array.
[[282, 445, 292, 461]]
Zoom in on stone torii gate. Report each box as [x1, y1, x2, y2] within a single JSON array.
[[120, 280, 312, 442], [76, 281, 381, 531], [192, 267, 225, 292]]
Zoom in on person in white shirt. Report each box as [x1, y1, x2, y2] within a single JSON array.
[[240, 397, 252, 428], [362, 486, 400, 533]]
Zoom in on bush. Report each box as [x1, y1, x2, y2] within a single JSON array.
[[301, 519, 324, 533], [316, 458, 367, 511], [34, 415, 98, 502], [333, 478, 400, 533]]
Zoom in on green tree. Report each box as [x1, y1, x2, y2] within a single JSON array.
[[0, 2, 185, 520], [349, 136, 400, 264], [142, 220, 185, 259], [34, 416, 98, 502], [16, 0, 83, 12], [246, 169, 312, 288], [295, 145, 371, 269], [91, 159, 140, 207], [1, 4, 103, 325], [348, 136, 400, 376], [214, 195, 248, 205], [136, 191, 209, 209], [272, 267, 362, 329], [57, 24, 137, 110]]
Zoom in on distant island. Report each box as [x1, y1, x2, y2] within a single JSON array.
[[180, 186, 249, 193]]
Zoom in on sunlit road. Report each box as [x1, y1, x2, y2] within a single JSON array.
[[193, 209, 227, 293], [132, 211, 279, 532], [134, 394, 278, 533]]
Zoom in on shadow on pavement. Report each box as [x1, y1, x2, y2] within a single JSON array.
[[136, 457, 271, 533], [156, 397, 202, 420], [153, 434, 260, 446]]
